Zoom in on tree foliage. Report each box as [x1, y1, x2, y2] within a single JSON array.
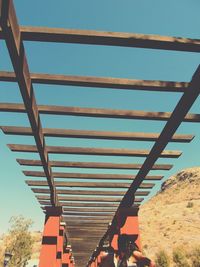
[[1, 216, 34, 267]]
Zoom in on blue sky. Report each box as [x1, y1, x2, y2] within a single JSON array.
[[0, 0, 200, 234]]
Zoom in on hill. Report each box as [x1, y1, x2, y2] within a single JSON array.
[[139, 167, 200, 260]]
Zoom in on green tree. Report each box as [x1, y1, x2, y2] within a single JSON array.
[[155, 250, 170, 267], [172, 247, 190, 267], [2, 215, 34, 267]]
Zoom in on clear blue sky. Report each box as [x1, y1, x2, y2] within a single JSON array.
[[0, 0, 200, 234]]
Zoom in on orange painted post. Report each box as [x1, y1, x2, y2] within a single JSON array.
[[110, 207, 141, 251], [118, 207, 141, 249], [39, 206, 63, 267], [62, 245, 71, 267], [56, 222, 65, 267]]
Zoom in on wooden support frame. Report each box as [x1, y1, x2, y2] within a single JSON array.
[[0, 0, 57, 206], [1, 2, 200, 265]]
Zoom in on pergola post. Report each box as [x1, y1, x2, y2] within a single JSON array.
[[62, 245, 71, 267], [110, 207, 141, 251], [39, 206, 63, 267], [56, 222, 66, 267]]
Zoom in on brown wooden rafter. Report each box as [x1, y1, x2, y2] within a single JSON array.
[[1, 102, 200, 122]]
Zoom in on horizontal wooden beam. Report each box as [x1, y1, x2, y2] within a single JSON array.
[[26, 180, 154, 189], [42, 206, 116, 214], [63, 207, 116, 213], [23, 170, 163, 181], [34, 188, 150, 197], [63, 212, 115, 216], [33, 188, 149, 196], [1, 126, 194, 142], [8, 144, 182, 158], [39, 200, 125, 207], [36, 195, 144, 203], [16, 158, 173, 170], [39, 201, 118, 211], [0, 103, 200, 122], [1, 25, 200, 52], [0, 71, 188, 93], [63, 218, 111, 223]]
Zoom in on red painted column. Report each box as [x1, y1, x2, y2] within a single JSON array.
[[110, 207, 141, 251], [39, 206, 63, 267], [56, 222, 65, 267], [62, 245, 71, 267]]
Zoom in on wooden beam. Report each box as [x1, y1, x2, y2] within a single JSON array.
[[120, 65, 200, 207], [63, 208, 116, 213], [39, 201, 126, 207], [0, 0, 57, 205], [23, 170, 163, 181], [33, 188, 149, 196], [1, 126, 194, 142], [26, 180, 155, 189], [1, 102, 200, 122], [8, 144, 182, 158], [1, 25, 200, 52], [63, 212, 115, 217], [16, 159, 173, 170], [0, 71, 188, 93], [36, 195, 144, 204], [63, 218, 110, 224]]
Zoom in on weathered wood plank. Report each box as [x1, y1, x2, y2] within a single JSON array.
[[1, 103, 200, 122], [33, 188, 149, 196], [36, 195, 144, 203], [16, 159, 173, 170], [8, 144, 182, 158], [26, 180, 155, 189], [1, 126, 194, 142], [23, 170, 163, 181], [1, 25, 200, 52], [0, 71, 188, 93]]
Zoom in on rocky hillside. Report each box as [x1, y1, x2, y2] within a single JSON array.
[[139, 167, 200, 260]]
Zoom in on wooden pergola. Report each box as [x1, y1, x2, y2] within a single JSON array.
[[0, 1, 200, 266]]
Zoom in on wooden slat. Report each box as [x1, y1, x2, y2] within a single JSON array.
[[1, 25, 200, 52], [63, 218, 110, 223], [0, 0, 57, 205], [8, 144, 182, 158], [1, 102, 200, 122], [36, 195, 144, 203], [1, 126, 194, 142], [63, 207, 116, 212], [23, 170, 163, 181], [26, 180, 155, 189], [120, 66, 200, 208], [0, 71, 188, 93], [33, 188, 149, 196], [41, 206, 115, 214], [63, 212, 115, 217], [39, 201, 121, 211], [16, 159, 173, 170]]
